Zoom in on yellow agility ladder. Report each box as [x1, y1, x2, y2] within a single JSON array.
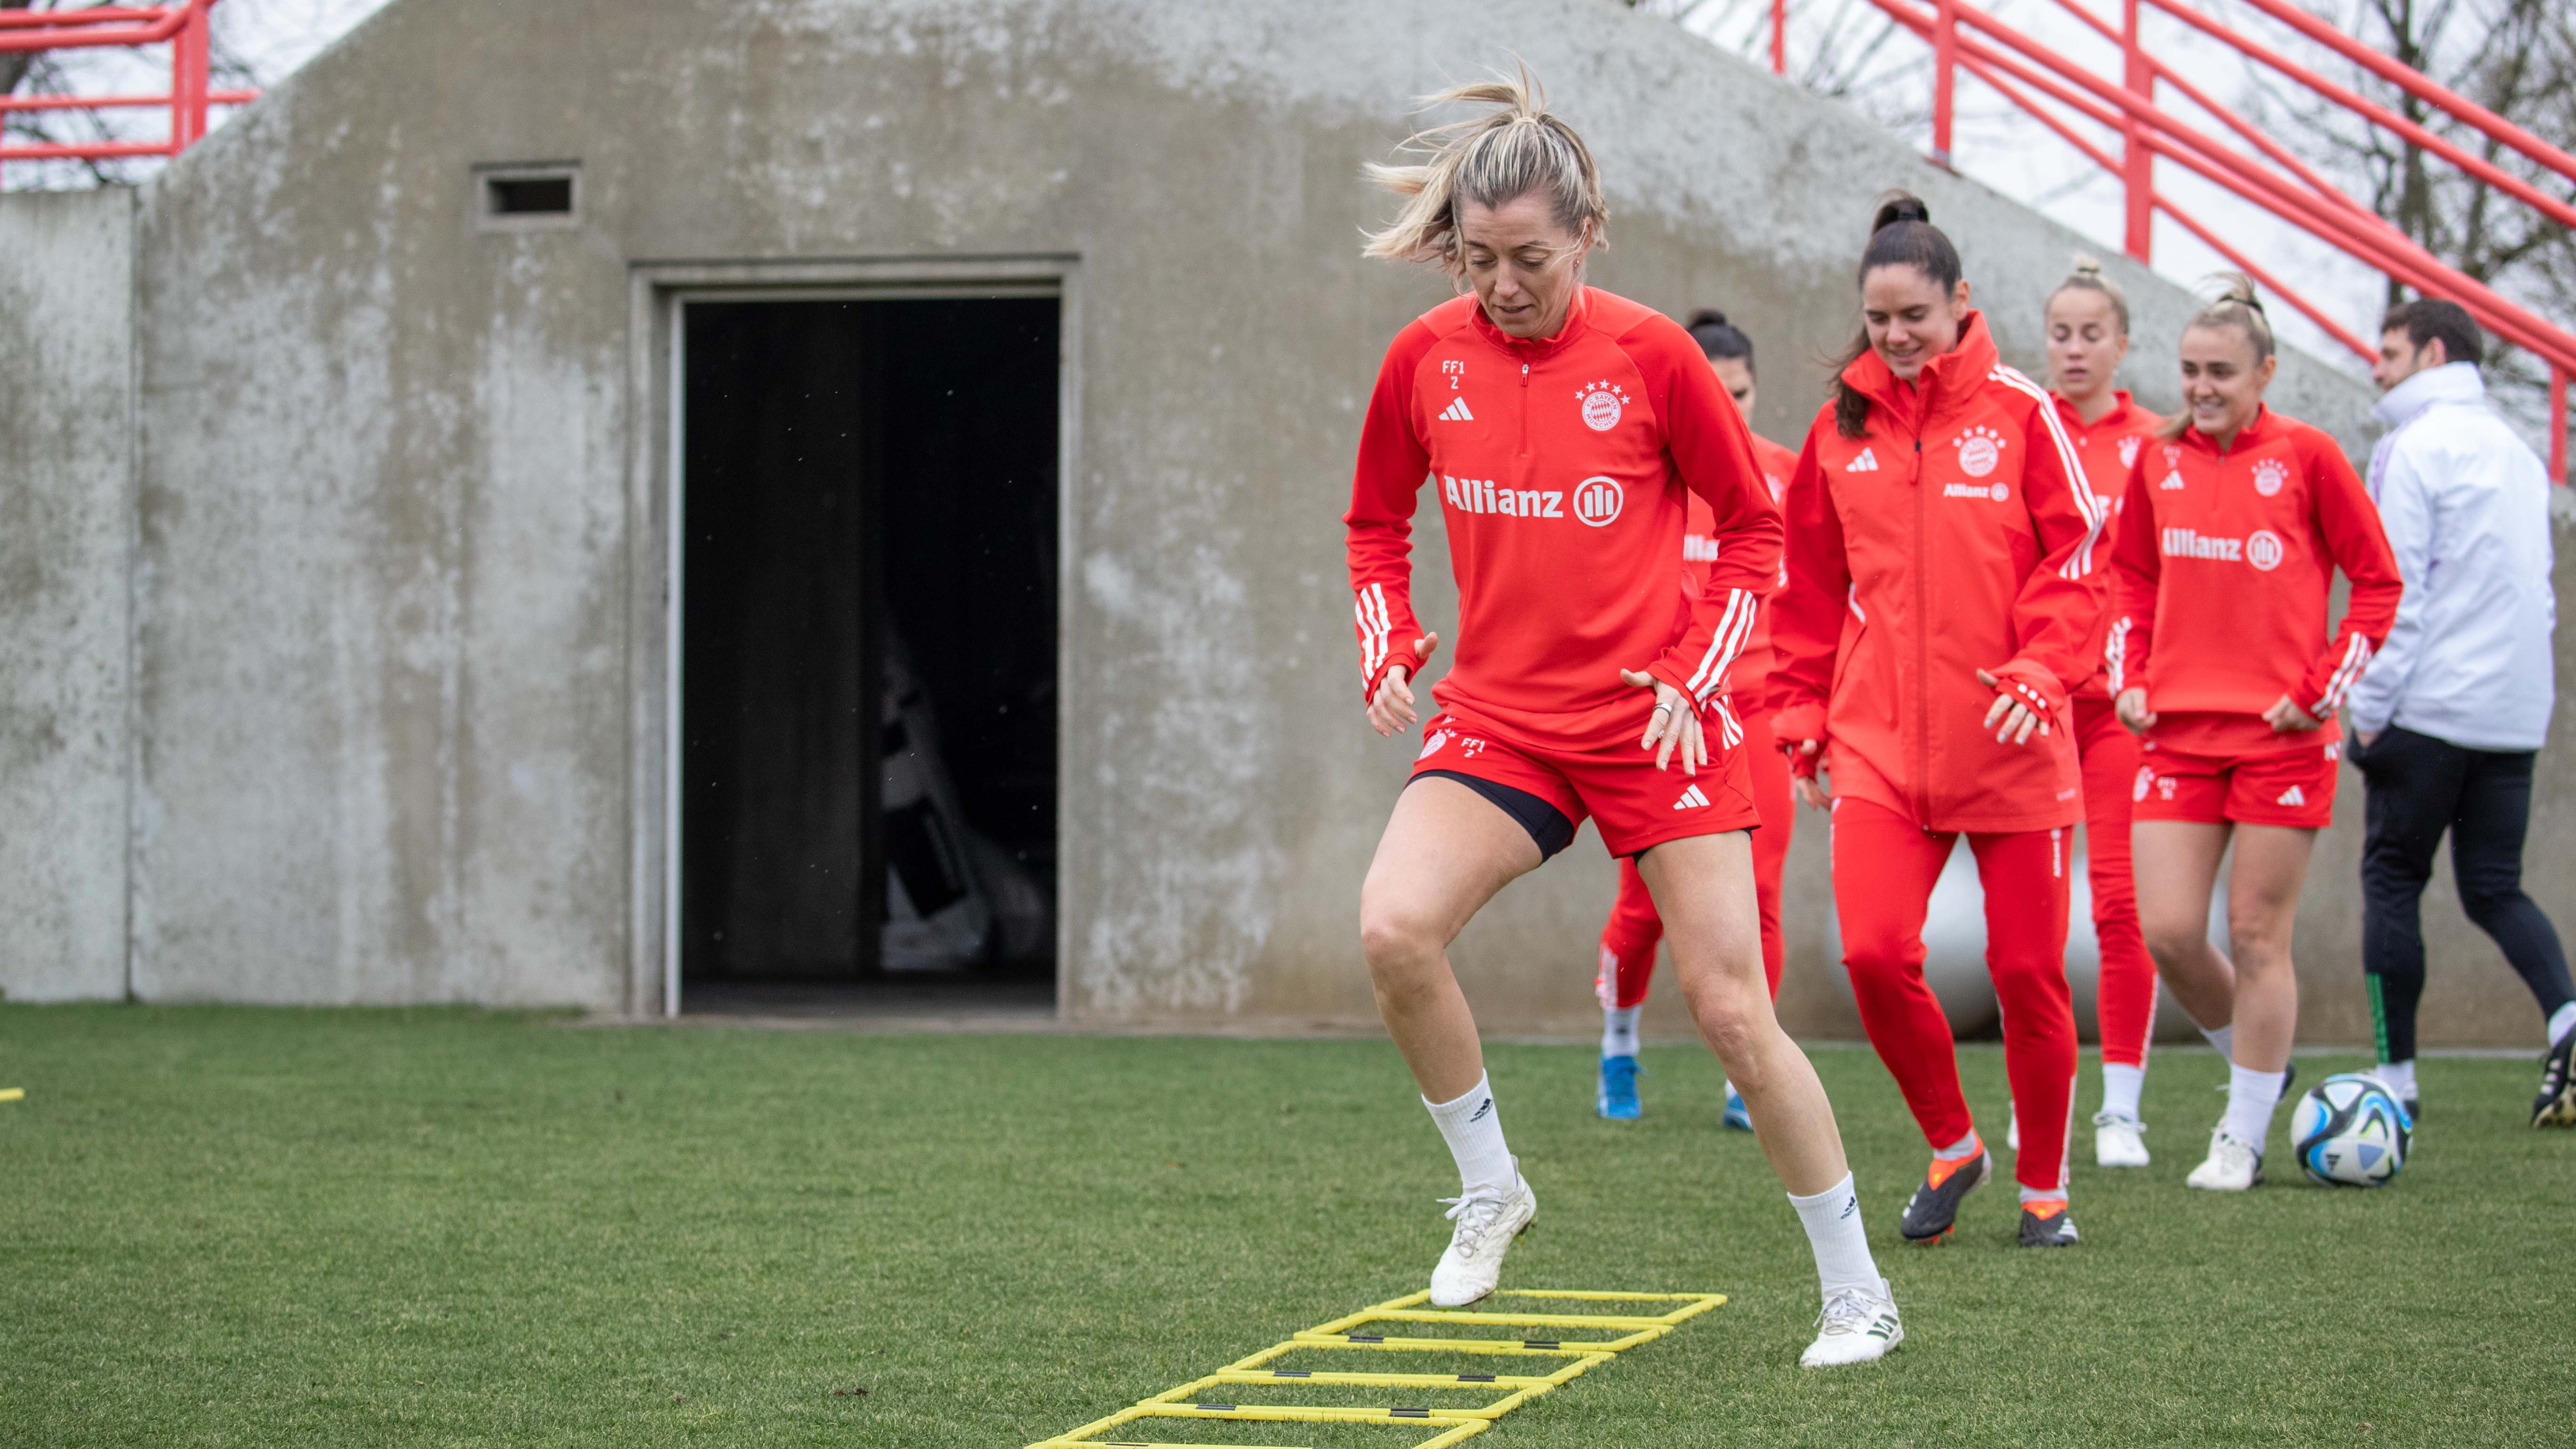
[[1024, 1287, 1725, 1448]]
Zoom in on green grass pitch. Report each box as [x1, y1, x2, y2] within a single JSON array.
[[0, 1005, 2561, 1446]]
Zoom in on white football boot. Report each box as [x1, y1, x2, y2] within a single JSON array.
[[2184, 1128, 2262, 1191], [2093, 1110, 2150, 1168], [1428, 1164, 1536, 1307], [1800, 1279, 1904, 1368]]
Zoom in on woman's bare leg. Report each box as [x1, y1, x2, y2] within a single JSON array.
[[1641, 831, 1849, 1195], [2222, 825, 2317, 1074], [2133, 821, 2238, 1033], [1358, 777, 1543, 1102]]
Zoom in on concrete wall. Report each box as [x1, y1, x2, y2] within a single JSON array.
[[3, 0, 2564, 1045], [0, 188, 133, 1002]]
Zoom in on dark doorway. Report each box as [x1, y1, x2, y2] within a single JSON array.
[[679, 295, 1058, 1013]]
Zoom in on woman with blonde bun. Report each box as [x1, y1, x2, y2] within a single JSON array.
[[2108, 274, 2403, 1191], [2041, 256, 2168, 1167]]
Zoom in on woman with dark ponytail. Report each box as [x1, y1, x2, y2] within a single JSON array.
[[1591, 310, 1801, 1133], [1769, 193, 2109, 1250]]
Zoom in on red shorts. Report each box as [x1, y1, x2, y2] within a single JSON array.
[[1409, 711, 1759, 857], [2130, 740, 2341, 829]]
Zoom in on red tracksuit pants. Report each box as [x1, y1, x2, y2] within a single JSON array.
[[1833, 797, 2077, 1195], [1596, 712, 1793, 1009], [2076, 696, 2156, 1069]]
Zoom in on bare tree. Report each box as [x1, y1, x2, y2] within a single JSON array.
[[2251, 0, 2576, 452]]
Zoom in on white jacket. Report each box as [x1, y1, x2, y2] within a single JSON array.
[[2347, 362, 2557, 750]]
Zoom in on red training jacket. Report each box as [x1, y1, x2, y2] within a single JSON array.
[[1345, 288, 1783, 751], [2050, 390, 2164, 700], [2107, 405, 2401, 757], [1769, 311, 2110, 834]]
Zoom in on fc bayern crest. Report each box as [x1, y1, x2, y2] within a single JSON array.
[[2252, 458, 2289, 497], [1956, 425, 2005, 478], [1577, 380, 1629, 432], [2119, 435, 2142, 469]]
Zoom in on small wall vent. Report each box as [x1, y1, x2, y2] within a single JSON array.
[[474, 163, 580, 232]]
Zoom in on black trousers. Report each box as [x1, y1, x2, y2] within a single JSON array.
[[2357, 725, 2574, 1063]]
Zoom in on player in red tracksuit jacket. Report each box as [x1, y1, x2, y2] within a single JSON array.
[[1769, 196, 2107, 1251], [1345, 75, 1900, 1368], [2108, 275, 2402, 1192], [1590, 310, 1798, 1130], [2039, 257, 2169, 1170]]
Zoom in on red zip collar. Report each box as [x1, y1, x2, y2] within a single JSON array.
[[2176, 403, 2278, 457], [1838, 310, 2003, 433], [2049, 388, 2145, 437], [1465, 284, 1596, 362]]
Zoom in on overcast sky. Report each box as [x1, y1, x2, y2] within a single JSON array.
[[6, 0, 2453, 386]]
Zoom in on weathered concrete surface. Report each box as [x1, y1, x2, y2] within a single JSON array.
[[12, 0, 2564, 1045], [0, 188, 133, 1002]]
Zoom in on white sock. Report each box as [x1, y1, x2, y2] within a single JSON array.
[[1424, 1074, 1516, 1199], [1601, 1005, 1642, 1059], [1935, 1130, 1980, 1159], [2200, 1022, 2234, 1059], [2018, 1183, 2068, 1205], [2550, 1003, 2576, 1046], [2376, 1058, 2417, 1102], [1787, 1173, 1883, 1300], [2222, 1063, 2289, 1147], [2102, 1062, 2143, 1119], [2101, 1063, 2145, 1121]]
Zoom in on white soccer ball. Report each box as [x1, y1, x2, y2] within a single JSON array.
[[2288, 1072, 2413, 1187]]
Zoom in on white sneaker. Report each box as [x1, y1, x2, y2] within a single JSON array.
[[1428, 1165, 1536, 1307], [2093, 1111, 2150, 1168], [1800, 1279, 1904, 1368], [2185, 1128, 2262, 1191]]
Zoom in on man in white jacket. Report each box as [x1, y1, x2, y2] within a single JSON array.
[[2348, 298, 2573, 1128]]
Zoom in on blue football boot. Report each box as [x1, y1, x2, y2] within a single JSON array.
[[1722, 1080, 1753, 1131], [1597, 1054, 1642, 1120]]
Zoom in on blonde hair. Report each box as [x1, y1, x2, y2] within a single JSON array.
[[1362, 66, 1608, 274], [2046, 251, 2130, 335], [2158, 272, 2276, 440]]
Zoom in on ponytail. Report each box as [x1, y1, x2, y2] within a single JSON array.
[[2156, 272, 2275, 441], [1362, 65, 1609, 275], [2046, 252, 2130, 335]]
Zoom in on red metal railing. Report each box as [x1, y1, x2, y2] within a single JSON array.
[[0, 0, 255, 177], [1770, 0, 2576, 483]]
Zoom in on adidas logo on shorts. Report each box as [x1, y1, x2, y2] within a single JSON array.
[[2277, 785, 2307, 806], [1674, 785, 1711, 811], [1439, 397, 1475, 422]]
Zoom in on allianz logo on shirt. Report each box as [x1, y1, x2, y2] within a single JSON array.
[[1943, 482, 2010, 502], [1683, 533, 1719, 563], [1443, 474, 1564, 518], [1442, 473, 1626, 527], [2162, 526, 2287, 572]]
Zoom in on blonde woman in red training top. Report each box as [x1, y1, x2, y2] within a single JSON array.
[[2109, 275, 2402, 1191], [1343, 73, 1900, 1365], [2039, 256, 2167, 1168]]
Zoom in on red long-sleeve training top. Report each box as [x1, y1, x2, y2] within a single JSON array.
[[2107, 405, 2402, 756], [1768, 312, 2110, 834], [2051, 391, 2164, 701], [1345, 288, 1783, 751]]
